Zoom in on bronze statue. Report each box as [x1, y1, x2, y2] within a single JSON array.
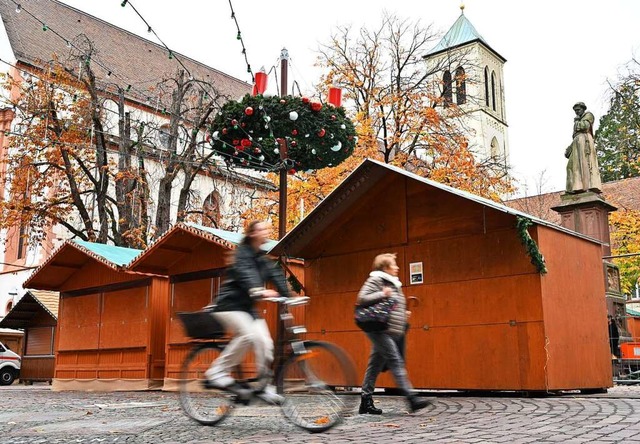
[[565, 102, 602, 193]]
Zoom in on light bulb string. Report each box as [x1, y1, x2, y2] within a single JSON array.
[[5, 0, 223, 128], [227, 0, 254, 81]]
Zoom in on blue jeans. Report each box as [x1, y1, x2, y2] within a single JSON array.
[[361, 331, 413, 397]]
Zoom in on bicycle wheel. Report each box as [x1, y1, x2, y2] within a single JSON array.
[[277, 341, 358, 433], [179, 343, 235, 426]]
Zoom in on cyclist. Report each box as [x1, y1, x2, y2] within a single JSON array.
[[205, 220, 289, 404]]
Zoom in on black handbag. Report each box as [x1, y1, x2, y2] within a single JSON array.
[[354, 298, 397, 332]]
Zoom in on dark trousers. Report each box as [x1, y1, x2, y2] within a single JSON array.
[[361, 331, 413, 397]]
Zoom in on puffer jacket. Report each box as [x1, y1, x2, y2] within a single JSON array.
[[214, 243, 289, 318], [356, 271, 407, 337]]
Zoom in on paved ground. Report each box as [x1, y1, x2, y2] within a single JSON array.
[[2, 384, 640, 443]]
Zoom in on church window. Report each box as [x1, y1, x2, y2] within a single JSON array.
[[484, 67, 490, 107], [455, 67, 466, 105], [490, 137, 500, 158], [442, 70, 453, 107], [203, 191, 221, 227], [491, 71, 497, 111]]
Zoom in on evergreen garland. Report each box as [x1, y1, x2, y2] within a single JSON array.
[[516, 216, 548, 275], [209, 94, 357, 172]]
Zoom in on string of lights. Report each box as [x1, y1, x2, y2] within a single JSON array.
[[7, 0, 227, 131], [227, 0, 255, 82], [8, 0, 152, 104]]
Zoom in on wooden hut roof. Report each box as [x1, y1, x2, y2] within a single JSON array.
[[0, 290, 58, 329], [271, 158, 603, 259], [128, 223, 276, 275], [22, 240, 142, 290]]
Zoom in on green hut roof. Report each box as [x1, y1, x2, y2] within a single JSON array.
[[72, 239, 142, 267]]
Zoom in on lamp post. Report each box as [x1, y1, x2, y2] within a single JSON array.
[[278, 48, 289, 240]]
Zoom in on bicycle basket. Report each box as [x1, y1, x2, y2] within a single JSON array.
[[177, 311, 225, 340]]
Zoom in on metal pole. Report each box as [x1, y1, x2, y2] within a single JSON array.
[[278, 48, 289, 240]]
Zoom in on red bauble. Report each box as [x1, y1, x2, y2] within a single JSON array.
[[253, 147, 261, 153], [232, 139, 240, 146], [290, 141, 298, 147], [245, 106, 254, 116], [310, 101, 322, 112], [236, 145, 245, 152], [292, 129, 298, 136], [331, 114, 336, 120], [240, 138, 252, 147], [288, 168, 296, 175], [317, 128, 326, 137], [301, 97, 310, 104], [222, 128, 228, 135], [231, 119, 238, 126], [280, 99, 286, 104]]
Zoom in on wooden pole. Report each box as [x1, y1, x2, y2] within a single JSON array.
[[278, 48, 289, 240]]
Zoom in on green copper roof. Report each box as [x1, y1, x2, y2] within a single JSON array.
[[73, 239, 142, 267], [186, 223, 278, 252], [628, 307, 640, 317], [427, 12, 490, 56]]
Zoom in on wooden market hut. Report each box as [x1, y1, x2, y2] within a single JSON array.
[[128, 222, 303, 390], [271, 159, 612, 393], [23, 240, 169, 391], [0, 290, 58, 383]]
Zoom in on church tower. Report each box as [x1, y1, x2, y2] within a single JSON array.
[[424, 6, 509, 170]]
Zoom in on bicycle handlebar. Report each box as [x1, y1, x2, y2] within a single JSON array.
[[263, 296, 310, 306]]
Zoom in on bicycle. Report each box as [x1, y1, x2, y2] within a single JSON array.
[[177, 296, 358, 433]]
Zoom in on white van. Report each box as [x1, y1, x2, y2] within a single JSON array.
[[0, 341, 21, 385]]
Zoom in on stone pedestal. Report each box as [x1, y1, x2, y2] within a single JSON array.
[[551, 191, 617, 257]]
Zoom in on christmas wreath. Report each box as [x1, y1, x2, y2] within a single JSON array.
[[208, 94, 357, 172]]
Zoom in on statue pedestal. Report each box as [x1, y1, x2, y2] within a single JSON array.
[[551, 191, 617, 257]]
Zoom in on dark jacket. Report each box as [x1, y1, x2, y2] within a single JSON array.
[[214, 243, 289, 318]]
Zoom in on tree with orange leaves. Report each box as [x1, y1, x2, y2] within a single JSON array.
[[245, 13, 512, 232]]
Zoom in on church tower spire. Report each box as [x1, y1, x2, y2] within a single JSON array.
[[423, 6, 509, 171]]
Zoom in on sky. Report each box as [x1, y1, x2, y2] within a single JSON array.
[[50, 1, 640, 195]]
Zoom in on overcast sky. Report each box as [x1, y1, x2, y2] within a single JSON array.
[[54, 0, 640, 195]]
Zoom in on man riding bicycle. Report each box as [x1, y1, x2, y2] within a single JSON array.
[[205, 220, 289, 404]]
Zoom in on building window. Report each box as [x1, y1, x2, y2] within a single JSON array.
[[484, 67, 490, 107], [158, 124, 171, 150], [442, 70, 453, 107], [455, 67, 466, 105], [5, 301, 12, 313], [203, 192, 221, 228], [491, 71, 497, 112], [490, 137, 500, 158], [16, 224, 26, 259]]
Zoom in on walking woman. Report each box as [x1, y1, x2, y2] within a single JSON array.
[[357, 253, 431, 414]]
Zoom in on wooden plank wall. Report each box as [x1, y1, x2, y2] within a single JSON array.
[[301, 175, 568, 391], [537, 225, 612, 390]]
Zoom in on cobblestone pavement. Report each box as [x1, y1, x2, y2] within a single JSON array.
[[2, 384, 640, 443]]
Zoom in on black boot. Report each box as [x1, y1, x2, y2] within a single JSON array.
[[359, 394, 382, 415], [407, 395, 431, 413]]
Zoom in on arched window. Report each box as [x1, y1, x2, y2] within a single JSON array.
[[490, 137, 500, 158], [5, 301, 13, 313], [491, 71, 497, 111], [203, 192, 221, 228], [455, 67, 466, 105], [442, 70, 453, 107], [158, 124, 171, 150], [484, 67, 490, 107]]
